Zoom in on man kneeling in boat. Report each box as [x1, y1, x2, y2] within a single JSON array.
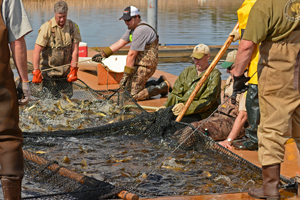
[[159, 44, 222, 123], [92, 6, 171, 101], [177, 50, 249, 149]]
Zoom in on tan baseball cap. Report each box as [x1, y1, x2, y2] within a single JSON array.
[[220, 50, 237, 68], [190, 44, 210, 59]]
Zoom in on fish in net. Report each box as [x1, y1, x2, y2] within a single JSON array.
[[17, 78, 293, 199]]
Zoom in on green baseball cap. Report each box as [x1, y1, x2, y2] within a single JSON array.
[[220, 50, 237, 68]]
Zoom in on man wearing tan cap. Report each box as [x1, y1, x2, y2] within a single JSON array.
[[176, 50, 249, 149], [160, 44, 221, 123]]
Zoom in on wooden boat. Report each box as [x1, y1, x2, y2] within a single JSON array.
[[90, 44, 239, 62], [25, 49, 300, 199]]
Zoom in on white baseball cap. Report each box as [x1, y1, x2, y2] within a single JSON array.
[[119, 6, 140, 20]]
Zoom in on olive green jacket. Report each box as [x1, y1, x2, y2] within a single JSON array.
[[164, 65, 221, 119]]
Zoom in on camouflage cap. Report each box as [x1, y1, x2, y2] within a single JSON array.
[[190, 44, 210, 59]]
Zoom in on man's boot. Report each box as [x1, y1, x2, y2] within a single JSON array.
[[1, 178, 22, 200], [147, 81, 170, 98], [145, 76, 172, 93], [248, 164, 281, 200]]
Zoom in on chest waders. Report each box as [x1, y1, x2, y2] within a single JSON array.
[[40, 20, 75, 99], [257, 28, 300, 167], [127, 23, 162, 101], [0, 0, 24, 198]]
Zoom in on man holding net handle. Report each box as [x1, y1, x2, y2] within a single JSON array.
[[32, 0, 81, 99], [233, 0, 300, 199], [92, 6, 172, 101], [0, 0, 32, 199]]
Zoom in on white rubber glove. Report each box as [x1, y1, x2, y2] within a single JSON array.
[[156, 106, 166, 111], [229, 29, 241, 42], [17, 82, 31, 106], [172, 103, 184, 116]]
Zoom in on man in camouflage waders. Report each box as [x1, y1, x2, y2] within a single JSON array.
[[92, 6, 171, 101], [233, 0, 300, 199], [32, 0, 82, 99], [0, 0, 32, 199]]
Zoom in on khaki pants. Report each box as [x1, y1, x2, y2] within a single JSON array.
[[258, 34, 300, 166]]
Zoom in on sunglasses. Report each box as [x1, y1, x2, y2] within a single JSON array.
[[124, 17, 133, 22]]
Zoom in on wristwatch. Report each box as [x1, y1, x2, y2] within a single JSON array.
[[226, 138, 232, 143]]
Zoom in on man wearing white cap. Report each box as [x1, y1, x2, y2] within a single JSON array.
[[92, 6, 171, 101], [160, 44, 221, 123]]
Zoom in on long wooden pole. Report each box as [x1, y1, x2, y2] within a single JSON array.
[[23, 149, 139, 200], [175, 22, 239, 122]]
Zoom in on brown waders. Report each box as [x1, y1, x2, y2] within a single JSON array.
[[0, 0, 24, 198], [40, 20, 74, 99], [248, 29, 300, 200]]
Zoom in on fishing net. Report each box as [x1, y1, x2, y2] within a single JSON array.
[[18, 78, 293, 199]]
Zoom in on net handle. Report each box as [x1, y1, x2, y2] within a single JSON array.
[[176, 22, 239, 122]]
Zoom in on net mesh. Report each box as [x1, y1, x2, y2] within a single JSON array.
[[18, 78, 292, 199]]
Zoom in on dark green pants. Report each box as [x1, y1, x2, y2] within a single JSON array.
[[245, 84, 260, 144]]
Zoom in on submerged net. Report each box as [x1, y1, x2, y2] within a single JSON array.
[[19, 78, 292, 199]]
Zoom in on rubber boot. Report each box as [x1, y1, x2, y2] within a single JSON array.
[[248, 164, 281, 200], [147, 81, 170, 97], [1, 178, 22, 200], [145, 76, 172, 93]]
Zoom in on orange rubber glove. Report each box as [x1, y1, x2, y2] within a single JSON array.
[[67, 66, 79, 82], [32, 69, 42, 83]]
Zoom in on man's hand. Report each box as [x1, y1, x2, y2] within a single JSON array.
[[67, 67, 78, 82], [233, 74, 250, 94], [119, 73, 131, 88], [17, 82, 31, 106], [156, 106, 166, 111], [219, 140, 233, 149], [229, 29, 241, 42], [32, 69, 42, 83], [92, 53, 104, 63], [119, 66, 134, 88], [172, 103, 184, 116], [92, 47, 113, 62]]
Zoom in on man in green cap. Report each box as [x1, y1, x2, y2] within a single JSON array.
[[159, 44, 221, 123], [176, 50, 248, 149]]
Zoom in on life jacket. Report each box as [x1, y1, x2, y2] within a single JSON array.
[[237, 0, 259, 84], [40, 20, 75, 78]]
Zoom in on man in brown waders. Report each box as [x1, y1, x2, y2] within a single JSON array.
[[233, 0, 300, 199], [32, 0, 82, 99], [92, 6, 172, 101], [0, 0, 32, 199]]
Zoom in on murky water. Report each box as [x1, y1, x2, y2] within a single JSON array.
[[22, 0, 243, 78], [22, 130, 263, 198]]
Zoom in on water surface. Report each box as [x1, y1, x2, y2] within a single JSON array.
[[23, 0, 243, 78]]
